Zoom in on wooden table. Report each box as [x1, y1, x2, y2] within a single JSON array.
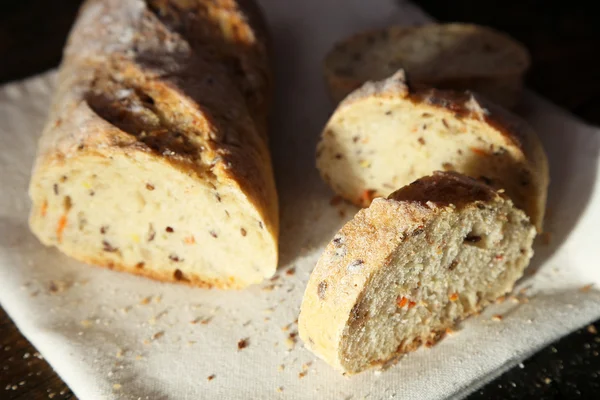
[[1, 1, 599, 398]]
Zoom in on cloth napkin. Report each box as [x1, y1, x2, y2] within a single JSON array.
[[1, 1, 600, 399]]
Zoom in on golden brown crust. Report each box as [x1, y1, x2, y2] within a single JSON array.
[[336, 70, 548, 230], [300, 183, 438, 372], [299, 172, 522, 373], [29, 0, 279, 284], [78, 254, 247, 289], [389, 171, 498, 208]]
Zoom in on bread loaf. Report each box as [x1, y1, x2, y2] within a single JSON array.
[[324, 23, 530, 108], [316, 71, 548, 231], [28, 0, 279, 289], [298, 172, 536, 374]]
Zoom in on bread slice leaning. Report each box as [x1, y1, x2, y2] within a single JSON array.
[[316, 71, 548, 231], [298, 172, 536, 374], [28, 0, 278, 289], [324, 23, 530, 108]]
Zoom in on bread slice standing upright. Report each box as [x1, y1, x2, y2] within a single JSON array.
[[28, 0, 278, 289], [324, 23, 530, 108], [316, 71, 548, 231], [298, 172, 536, 374]]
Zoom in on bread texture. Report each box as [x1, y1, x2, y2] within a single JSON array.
[[298, 172, 536, 374], [324, 23, 530, 108], [28, 0, 278, 289], [316, 71, 548, 231]]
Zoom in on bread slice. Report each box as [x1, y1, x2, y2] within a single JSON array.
[[28, 0, 278, 289], [324, 23, 530, 108], [298, 172, 535, 374], [316, 71, 548, 231]]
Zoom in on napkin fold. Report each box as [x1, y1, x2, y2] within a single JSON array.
[[1, 1, 600, 399]]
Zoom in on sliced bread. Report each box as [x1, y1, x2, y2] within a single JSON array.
[[28, 0, 278, 289], [324, 23, 530, 108], [316, 71, 548, 231], [298, 172, 536, 374]]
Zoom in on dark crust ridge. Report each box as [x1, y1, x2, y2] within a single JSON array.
[[343, 69, 542, 165], [407, 83, 534, 158], [388, 171, 498, 208]]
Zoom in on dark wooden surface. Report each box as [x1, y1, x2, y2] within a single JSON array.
[[1, 0, 600, 399]]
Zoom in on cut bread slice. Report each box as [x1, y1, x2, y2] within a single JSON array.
[[298, 172, 536, 374], [28, 0, 278, 289], [324, 23, 530, 108], [316, 71, 548, 231]]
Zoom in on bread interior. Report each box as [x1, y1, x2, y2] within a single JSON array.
[[29, 152, 275, 288], [339, 198, 534, 373]]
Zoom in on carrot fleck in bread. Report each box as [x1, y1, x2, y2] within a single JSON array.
[[324, 23, 530, 108], [316, 70, 548, 231], [298, 172, 536, 374], [28, 0, 278, 289]]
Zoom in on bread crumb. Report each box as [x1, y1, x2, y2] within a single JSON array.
[[519, 286, 531, 295], [580, 284, 594, 293], [491, 314, 503, 322], [262, 284, 276, 292], [140, 296, 152, 305], [286, 267, 296, 276], [285, 337, 296, 350], [237, 338, 249, 351], [298, 371, 308, 379], [278, 364, 285, 372], [152, 331, 164, 340], [495, 296, 506, 304], [207, 374, 215, 381], [113, 384, 121, 390], [588, 325, 598, 334], [445, 327, 456, 335], [543, 377, 552, 385], [48, 280, 71, 294], [80, 319, 92, 328]]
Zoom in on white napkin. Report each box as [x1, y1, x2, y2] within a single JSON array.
[[1, 1, 600, 399]]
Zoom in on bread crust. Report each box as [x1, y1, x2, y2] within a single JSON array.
[[299, 172, 531, 374], [319, 70, 549, 231], [324, 23, 530, 108], [28, 0, 279, 286]]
